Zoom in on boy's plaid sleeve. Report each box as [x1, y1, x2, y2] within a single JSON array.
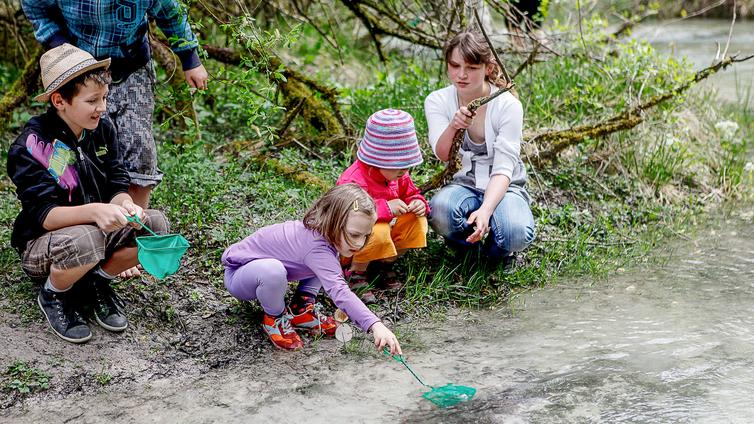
[[22, 0, 69, 48], [150, 0, 201, 70]]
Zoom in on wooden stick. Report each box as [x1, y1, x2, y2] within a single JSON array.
[[473, 8, 511, 83]]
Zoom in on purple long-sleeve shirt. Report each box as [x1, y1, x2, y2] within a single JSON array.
[[221, 220, 380, 332]]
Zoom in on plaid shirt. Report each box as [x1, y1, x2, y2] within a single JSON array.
[[22, 0, 200, 70]]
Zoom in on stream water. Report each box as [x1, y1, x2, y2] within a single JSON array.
[[5, 19, 754, 424], [634, 19, 754, 104]]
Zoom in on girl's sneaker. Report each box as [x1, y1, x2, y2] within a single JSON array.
[[345, 269, 377, 304], [262, 313, 303, 351], [289, 301, 338, 337]]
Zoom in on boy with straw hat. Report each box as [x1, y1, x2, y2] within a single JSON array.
[[6, 44, 170, 344], [23, 0, 209, 278]]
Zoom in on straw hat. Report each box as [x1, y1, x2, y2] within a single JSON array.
[[34, 43, 111, 102], [357, 109, 424, 170]]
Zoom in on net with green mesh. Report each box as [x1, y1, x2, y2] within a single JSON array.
[[383, 348, 476, 408], [127, 215, 190, 279]]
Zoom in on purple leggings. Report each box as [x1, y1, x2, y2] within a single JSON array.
[[224, 258, 321, 316]]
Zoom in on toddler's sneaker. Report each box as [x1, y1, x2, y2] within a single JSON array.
[[289, 299, 338, 337], [262, 313, 303, 351], [376, 263, 402, 292], [345, 269, 377, 304]]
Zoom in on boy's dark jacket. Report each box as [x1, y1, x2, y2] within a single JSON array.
[[7, 108, 130, 254]]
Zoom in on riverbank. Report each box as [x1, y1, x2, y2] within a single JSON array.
[[4, 204, 754, 423]]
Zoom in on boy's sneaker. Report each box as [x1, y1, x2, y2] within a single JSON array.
[[91, 276, 128, 332], [345, 269, 377, 304], [262, 313, 303, 351], [37, 287, 92, 344], [289, 300, 338, 337]]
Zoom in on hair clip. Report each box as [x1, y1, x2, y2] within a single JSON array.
[[352, 200, 359, 211]]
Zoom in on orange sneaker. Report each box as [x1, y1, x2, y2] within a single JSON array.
[[290, 302, 338, 337], [262, 313, 303, 351]]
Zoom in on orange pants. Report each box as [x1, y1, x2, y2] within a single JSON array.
[[352, 214, 428, 263]]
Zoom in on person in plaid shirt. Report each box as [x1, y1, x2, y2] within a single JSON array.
[[23, 0, 208, 277], [22, 0, 208, 205]]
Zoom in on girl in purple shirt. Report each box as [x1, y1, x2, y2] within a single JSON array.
[[222, 184, 402, 353]]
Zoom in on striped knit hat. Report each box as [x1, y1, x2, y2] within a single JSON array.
[[357, 109, 424, 169]]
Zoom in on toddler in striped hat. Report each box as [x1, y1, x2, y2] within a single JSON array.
[[336, 109, 429, 303]]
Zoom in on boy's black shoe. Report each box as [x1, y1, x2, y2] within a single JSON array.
[[91, 276, 128, 332], [37, 287, 92, 344]]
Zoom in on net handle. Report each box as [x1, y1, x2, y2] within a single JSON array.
[[126, 214, 159, 237], [383, 348, 432, 388]]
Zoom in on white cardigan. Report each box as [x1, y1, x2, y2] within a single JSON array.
[[424, 84, 528, 196]]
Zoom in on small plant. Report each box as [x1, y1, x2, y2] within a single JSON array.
[[2, 360, 51, 395], [189, 288, 203, 304], [94, 372, 112, 386], [164, 305, 177, 323]]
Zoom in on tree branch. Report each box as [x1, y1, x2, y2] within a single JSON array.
[[528, 54, 754, 166], [0, 44, 41, 131]]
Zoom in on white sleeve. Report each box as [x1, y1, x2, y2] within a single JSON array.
[[490, 97, 524, 180], [424, 91, 452, 161]]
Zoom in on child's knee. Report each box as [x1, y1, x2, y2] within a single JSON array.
[[354, 223, 395, 262], [142, 209, 170, 234], [57, 225, 106, 267], [394, 215, 428, 248], [263, 259, 289, 284], [492, 221, 535, 253], [369, 223, 394, 249]]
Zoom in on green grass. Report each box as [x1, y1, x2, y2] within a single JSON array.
[[2, 360, 51, 395]]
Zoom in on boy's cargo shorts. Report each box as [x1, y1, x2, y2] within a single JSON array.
[[21, 210, 169, 278]]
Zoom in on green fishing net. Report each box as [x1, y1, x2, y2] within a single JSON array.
[[127, 215, 190, 279], [384, 348, 477, 408], [422, 383, 477, 408]]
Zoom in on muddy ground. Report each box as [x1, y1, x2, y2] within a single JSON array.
[[0, 255, 411, 420]]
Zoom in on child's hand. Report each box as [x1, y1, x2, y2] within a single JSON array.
[[465, 208, 492, 244], [451, 106, 475, 130], [90, 203, 130, 232], [370, 321, 402, 355], [407, 199, 426, 217], [185, 64, 209, 90], [121, 200, 145, 228], [387, 199, 408, 216]]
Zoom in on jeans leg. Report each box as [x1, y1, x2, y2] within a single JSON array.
[[485, 190, 536, 259], [429, 184, 483, 248]]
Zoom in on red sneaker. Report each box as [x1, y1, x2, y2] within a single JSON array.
[[345, 269, 377, 304], [262, 313, 303, 351], [290, 303, 338, 337]]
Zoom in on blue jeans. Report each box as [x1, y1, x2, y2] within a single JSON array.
[[429, 184, 535, 259]]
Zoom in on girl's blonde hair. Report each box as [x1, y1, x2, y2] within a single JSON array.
[[444, 31, 508, 89], [303, 184, 376, 247]]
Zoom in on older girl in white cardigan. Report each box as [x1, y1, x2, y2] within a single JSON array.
[[424, 31, 535, 262]]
